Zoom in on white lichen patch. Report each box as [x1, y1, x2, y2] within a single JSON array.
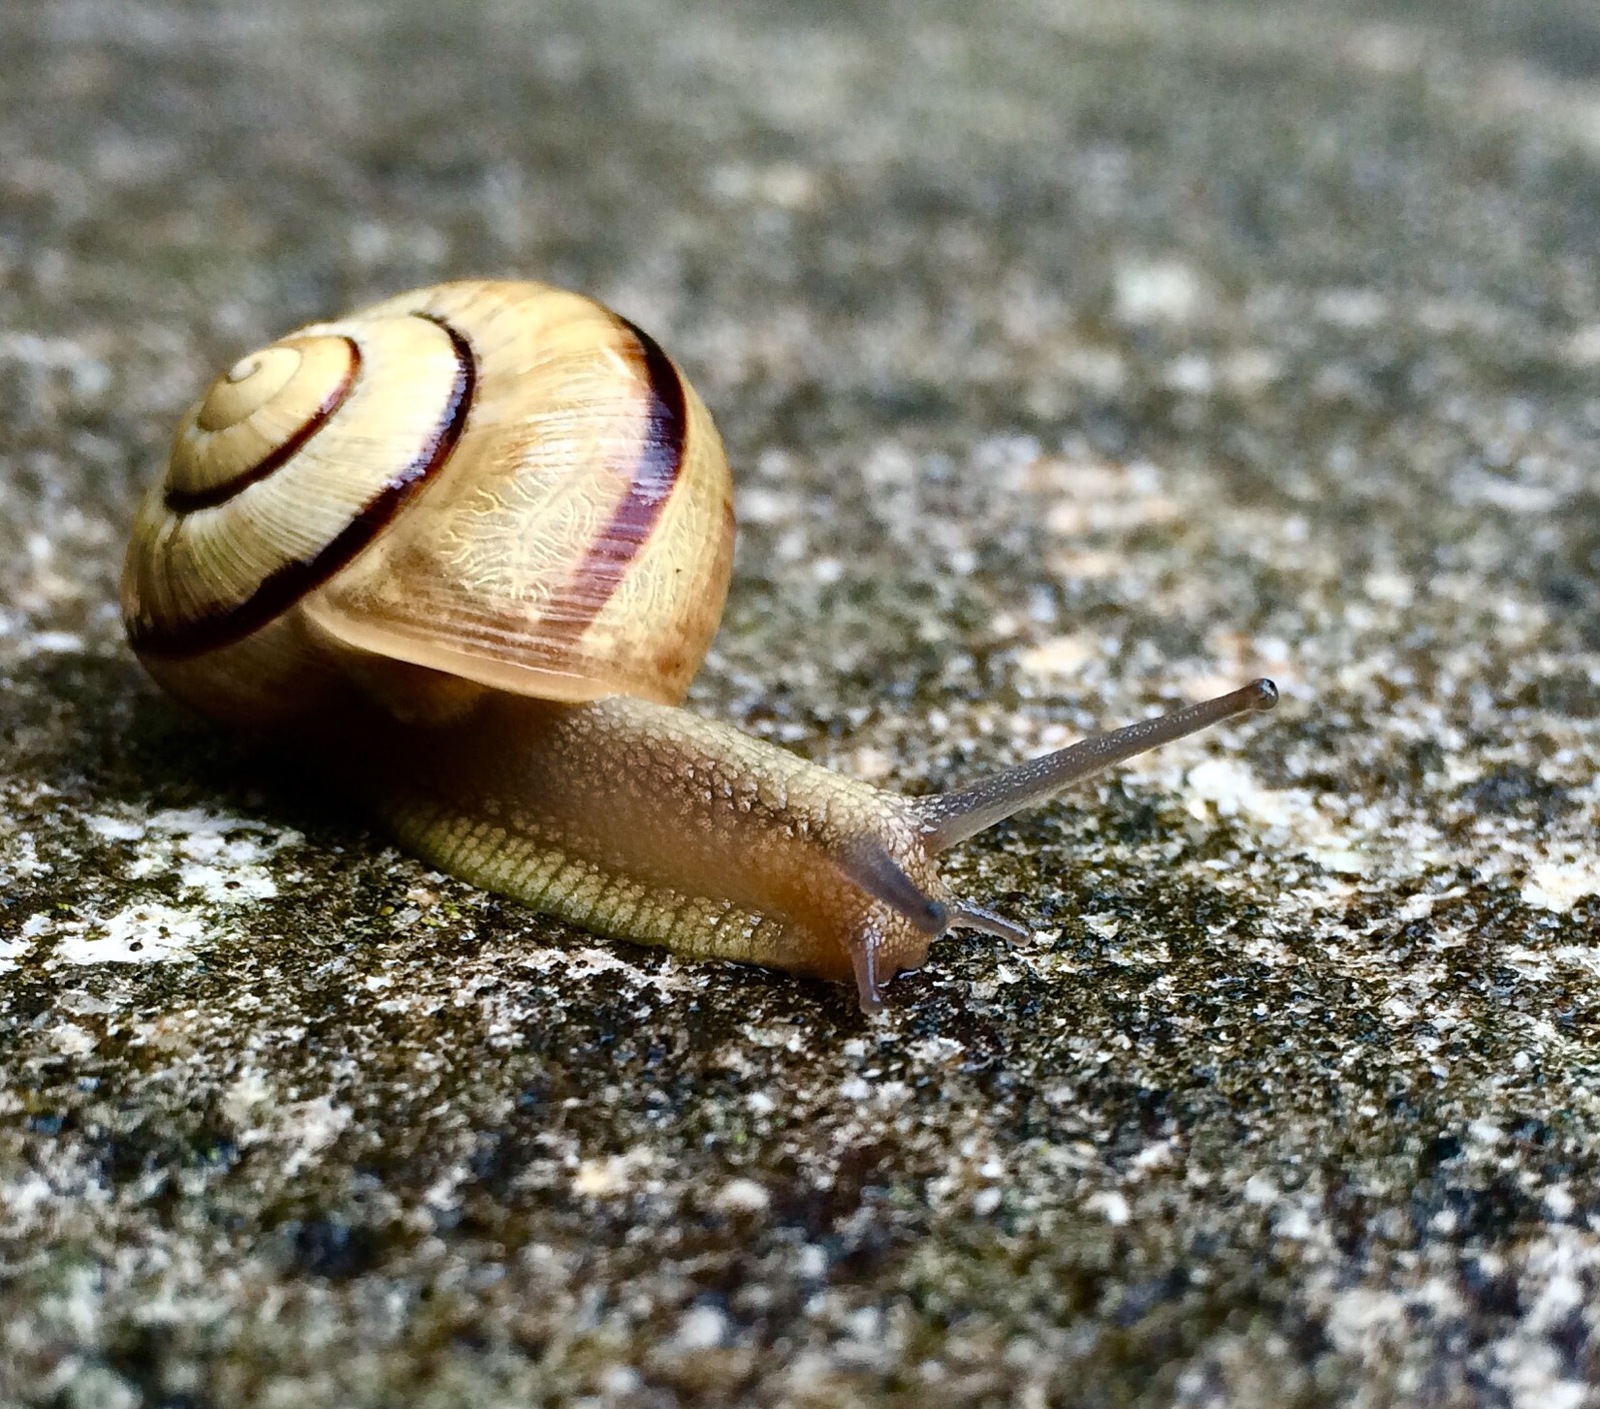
[[4, 808, 307, 969], [216, 1068, 351, 1176], [714, 1177, 771, 1213], [1085, 1189, 1132, 1226], [0, 912, 48, 973], [279, 1097, 354, 1177], [1551, 946, 1600, 979], [54, 902, 216, 965], [47, 1021, 98, 1056], [220, 1068, 275, 1129], [1113, 257, 1205, 324], [1015, 633, 1099, 680], [1522, 857, 1600, 914], [86, 806, 299, 904], [1037, 457, 1180, 537], [24, 629, 85, 655], [1180, 756, 1370, 873], [516, 944, 694, 995], [572, 1147, 659, 1198], [0, 830, 53, 883], [907, 1036, 965, 1065]]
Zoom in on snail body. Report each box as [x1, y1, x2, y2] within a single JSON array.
[[123, 280, 1276, 1011]]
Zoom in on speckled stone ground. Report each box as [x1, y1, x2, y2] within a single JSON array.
[[4, 1, 1600, 1405]]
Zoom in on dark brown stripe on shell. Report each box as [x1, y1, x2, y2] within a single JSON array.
[[543, 315, 688, 639], [129, 316, 475, 660], [164, 338, 362, 515]]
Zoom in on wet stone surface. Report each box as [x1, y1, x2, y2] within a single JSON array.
[[3, 0, 1600, 1404]]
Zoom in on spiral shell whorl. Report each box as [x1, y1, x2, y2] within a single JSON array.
[[122, 280, 735, 726], [164, 337, 360, 510]]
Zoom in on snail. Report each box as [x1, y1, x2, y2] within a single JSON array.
[[122, 280, 1277, 1012]]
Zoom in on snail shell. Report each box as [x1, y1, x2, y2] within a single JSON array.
[[123, 280, 733, 724]]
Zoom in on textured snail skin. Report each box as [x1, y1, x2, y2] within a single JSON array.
[[342, 692, 945, 1009], [123, 279, 1277, 1012]]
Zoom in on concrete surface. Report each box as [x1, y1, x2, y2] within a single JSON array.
[[2, 0, 1599, 1404]]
